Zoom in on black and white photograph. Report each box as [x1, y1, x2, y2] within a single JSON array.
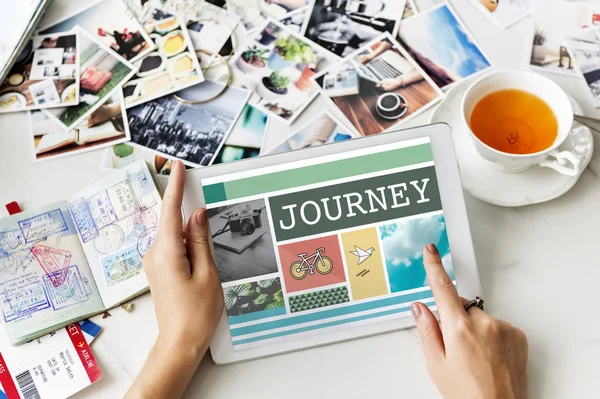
[[565, 37, 600, 108], [208, 199, 279, 283], [126, 80, 251, 166], [302, 0, 405, 57]]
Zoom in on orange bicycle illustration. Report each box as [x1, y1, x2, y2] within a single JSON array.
[[289, 247, 333, 280]]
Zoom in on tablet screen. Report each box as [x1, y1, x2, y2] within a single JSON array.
[[201, 136, 453, 350]]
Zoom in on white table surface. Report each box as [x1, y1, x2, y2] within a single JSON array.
[[2, 0, 600, 398]]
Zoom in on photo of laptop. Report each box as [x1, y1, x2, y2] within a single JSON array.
[[351, 49, 415, 84]]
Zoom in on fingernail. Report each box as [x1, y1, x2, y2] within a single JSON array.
[[427, 244, 438, 254], [196, 209, 207, 226], [411, 303, 421, 320]]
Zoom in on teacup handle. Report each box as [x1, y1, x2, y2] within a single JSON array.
[[539, 150, 581, 177]]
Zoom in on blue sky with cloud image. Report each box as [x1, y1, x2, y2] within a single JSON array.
[[400, 4, 491, 79], [379, 214, 454, 293]]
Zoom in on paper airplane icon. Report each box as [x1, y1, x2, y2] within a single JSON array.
[[350, 246, 375, 265]]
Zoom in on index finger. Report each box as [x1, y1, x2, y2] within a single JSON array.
[[158, 160, 185, 239], [423, 244, 465, 322]]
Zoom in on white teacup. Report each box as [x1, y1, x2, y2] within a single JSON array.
[[462, 70, 581, 176]]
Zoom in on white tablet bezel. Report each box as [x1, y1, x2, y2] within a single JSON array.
[[182, 123, 481, 364]]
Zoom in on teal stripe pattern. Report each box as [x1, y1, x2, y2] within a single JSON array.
[[230, 289, 434, 337], [228, 306, 287, 325], [232, 300, 435, 346]]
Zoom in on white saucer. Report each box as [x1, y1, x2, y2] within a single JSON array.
[[430, 78, 594, 207]]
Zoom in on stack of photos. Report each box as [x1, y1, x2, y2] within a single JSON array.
[[123, 5, 204, 107], [469, 0, 534, 29], [266, 111, 356, 154], [528, 0, 580, 77], [301, 0, 405, 57], [399, 4, 492, 90], [279, 6, 310, 34], [314, 33, 443, 136], [232, 20, 328, 124], [126, 80, 251, 167], [30, 90, 130, 161], [44, 28, 137, 131], [227, 0, 310, 32], [38, 0, 155, 63], [0, 32, 79, 113], [214, 105, 269, 164]]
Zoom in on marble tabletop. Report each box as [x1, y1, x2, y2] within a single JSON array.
[[1, 0, 600, 398]]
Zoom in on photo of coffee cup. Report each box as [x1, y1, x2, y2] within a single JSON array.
[[462, 70, 580, 176], [376, 92, 407, 120]]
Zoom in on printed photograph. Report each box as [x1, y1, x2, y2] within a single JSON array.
[[213, 104, 269, 164], [529, 1, 593, 76], [0, 32, 79, 113], [39, 0, 155, 63], [470, 0, 534, 29], [208, 199, 279, 283], [227, 0, 310, 32], [379, 214, 454, 294], [565, 39, 600, 108], [302, 0, 405, 57], [224, 278, 285, 317], [31, 91, 130, 161], [399, 4, 492, 89], [402, 0, 417, 20], [267, 111, 355, 154], [45, 29, 137, 131], [278, 4, 310, 34], [413, 0, 443, 13], [314, 33, 443, 136], [127, 80, 250, 166], [277, 234, 346, 294], [101, 143, 179, 175], [233, 20, 328, 124], [123, 6, 204, 107]]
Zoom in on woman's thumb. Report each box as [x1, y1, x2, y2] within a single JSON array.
[[186, 208, 213, 267], [411, 302, 445, 363]]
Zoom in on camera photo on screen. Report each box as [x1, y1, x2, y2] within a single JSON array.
[[208, 198, 279, 283]]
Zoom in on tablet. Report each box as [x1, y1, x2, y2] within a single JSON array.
[[182, 123, 481, 364]]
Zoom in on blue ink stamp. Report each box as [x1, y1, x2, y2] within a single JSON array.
[[68, 198, 99, 243], [88, 190, 118, 230], [101, 245, 143, 287], [128, 167, 157, 210], [18, 209, 67, 244], [43, 266, 89, 310], [0, 273, 50, 323]]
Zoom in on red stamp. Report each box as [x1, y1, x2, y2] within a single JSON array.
[[137, 227, 159, 258], [127, 208, 158, 237], [30, 245, 71, 287]]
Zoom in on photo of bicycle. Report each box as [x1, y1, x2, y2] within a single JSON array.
[[289, 247, 333, 280]]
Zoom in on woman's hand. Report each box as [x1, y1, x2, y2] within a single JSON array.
[[412, 244, 529, 399], [125, 161, 223, 399]]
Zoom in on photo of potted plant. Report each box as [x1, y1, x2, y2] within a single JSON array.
[[236, 45, 269, 73], [257, 71, 291, 100], [531, 30, 547, 64], [268, 35, 317, 70]]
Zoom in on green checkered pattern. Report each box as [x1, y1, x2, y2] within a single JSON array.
[[289, 286, 350, 313]]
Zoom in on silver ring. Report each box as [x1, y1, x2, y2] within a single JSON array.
[[464, 296, 484, 312]]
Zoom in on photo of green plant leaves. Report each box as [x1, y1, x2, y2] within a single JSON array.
[[224, 277, 285, 317]]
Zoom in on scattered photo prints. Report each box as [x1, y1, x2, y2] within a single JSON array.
[[402, 0, 417, 20], [528, 0, 580, 76], [227, 0, 310, 32], [123, 6, 204, 108], [208, 198, 279, 283], [469, 0, 534, 29], [279, 5, 310, 34], [126, 80, 250, 167], [399, 4, 492, 89], [0, 32, 80, 113], [232, 20, 328, 124], [38, 0, 155, 63], [44, 28, 137, 131], [266, 111, 356, 154], [302, 0, 406, 57], [30, 91, 130, 161], [413, 0, 443, 13], [101, 143, 178, 175], [213, 104, 269, 164], [314, 33, 443, 136]]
